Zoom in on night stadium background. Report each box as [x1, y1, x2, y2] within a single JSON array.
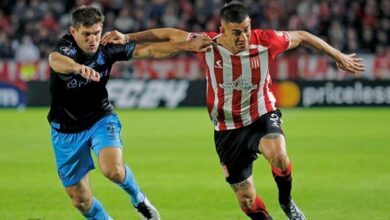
[[0, 0, 389, 219]]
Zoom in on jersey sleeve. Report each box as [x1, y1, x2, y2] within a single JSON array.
[[106, 42, 136, 62], [254, 29, 291, 60], [52, 35, 78, 59]]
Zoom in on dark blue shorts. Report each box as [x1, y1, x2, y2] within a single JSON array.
[[51, 114, 122, 187]]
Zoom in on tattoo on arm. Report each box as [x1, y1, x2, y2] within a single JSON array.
[[230, 179, 251, 192]]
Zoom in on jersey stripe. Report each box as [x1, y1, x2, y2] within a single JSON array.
[[265, 73, 276, 111], [257, 45, 269, 115], [230, 55, 243, 128], [203, 53, 215, 116], [218, 46, 235, 129], [264, 54, 275, 112], [239, 49, 255, 125], [249, 48, 260, 122], [205, 49, 220, 128], [213, 47, 227, 130]]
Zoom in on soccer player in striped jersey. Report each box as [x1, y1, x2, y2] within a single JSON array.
[[102, 2, 364, 220]]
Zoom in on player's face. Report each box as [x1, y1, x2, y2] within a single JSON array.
[[221, 17, 251, 52], [70, 23, 103, 55]]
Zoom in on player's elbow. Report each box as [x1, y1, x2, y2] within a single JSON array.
[[133, 46, 155, 59], [293, 30, 307, 42], [48, 52, 58, 69], [297, 31, 313, 45], [152, 51, 176, 59], [166, 28, 188, 42], [289, 31, 312, 49]]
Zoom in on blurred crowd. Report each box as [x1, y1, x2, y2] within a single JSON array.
[[0, 0, 389, 61]]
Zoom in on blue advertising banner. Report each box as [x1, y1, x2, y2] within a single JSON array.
[[0, 82, 25, 108]]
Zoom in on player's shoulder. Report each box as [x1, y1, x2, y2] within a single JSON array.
[[58, 34, 75, 44], [55, 34, 78, 57], [251, 29, 288, 44], [102, 42, 136, 61], [54, 34, 73, 48], [101, 42, 129, 53], [251, 29, 279, 39], [200, 32, 220, 39]]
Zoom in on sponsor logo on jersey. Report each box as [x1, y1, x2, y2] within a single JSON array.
[[97, 51, 105, 65], [218, 76, 257, 91], [60, 46, 77, 57], [66, 69, 108, 89], [215, 60, 223, 69], [66, 78, 93, 89]]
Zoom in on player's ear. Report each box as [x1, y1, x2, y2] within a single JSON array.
[[220, 26, 225, 35], [69, 26, 76, 37]]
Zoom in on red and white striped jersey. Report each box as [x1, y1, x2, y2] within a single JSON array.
[[197, 29, 291, 131]]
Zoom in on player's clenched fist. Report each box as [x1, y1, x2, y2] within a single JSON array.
[[187, 34, 214, 52], [101, 30, 127, 45], [76, 64, 100, 81]]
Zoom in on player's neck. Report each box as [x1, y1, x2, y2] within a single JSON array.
[[216, 37, 246, 55]]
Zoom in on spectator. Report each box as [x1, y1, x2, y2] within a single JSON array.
[[113, 4, 135, 32], [0, 0, 387, 59], [15, 35, 40, 62], [0, 32, 13, 58]]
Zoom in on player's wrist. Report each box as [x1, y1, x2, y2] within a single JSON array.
[[73, 63, 82, 74], [332, 49, 343, 62], [180, 41, 194, 52]]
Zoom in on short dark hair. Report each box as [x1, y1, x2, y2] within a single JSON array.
[[71, 5, 104, 29], [220, 1, 249, 23]]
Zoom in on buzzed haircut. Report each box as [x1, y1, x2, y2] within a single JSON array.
[[71, 5, 104, 29], [220, 1, 249, 23]]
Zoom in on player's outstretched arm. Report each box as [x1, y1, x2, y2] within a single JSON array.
[[101, 28, 190, 45], [132, 34, 212, 59], [48, 52, 100, 81], [288, 31, 365, 74]]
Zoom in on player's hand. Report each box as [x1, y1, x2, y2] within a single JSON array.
[[101, 30, 127, 45], [336, 53, 365, 74], [76, 64, 100, 82], [187, 34, 214, 52]]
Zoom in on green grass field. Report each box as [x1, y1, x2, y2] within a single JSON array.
[[0, 107, 389, 220]]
